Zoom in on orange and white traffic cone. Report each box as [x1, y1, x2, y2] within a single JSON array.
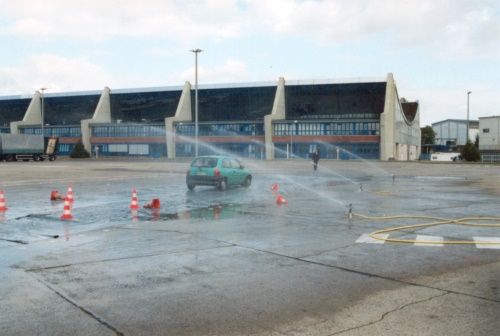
[[144, 198, 161, 209], [60, 197, 73, 219], [66, 184, 75, 202], [51, 190, 63, 201], [0, 190, 8, 211], [276, 194, 288, 205], [129, 189, 140, 210], [269, 184, 279, 191]]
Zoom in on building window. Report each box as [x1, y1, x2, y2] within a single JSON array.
[[483, 129, 490, 133]]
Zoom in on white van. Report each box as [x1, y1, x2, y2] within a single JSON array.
[[430, 152, 461, 162]]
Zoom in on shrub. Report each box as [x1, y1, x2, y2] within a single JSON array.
[[70, 141, 91, 159], [460, 140, 481, 162]]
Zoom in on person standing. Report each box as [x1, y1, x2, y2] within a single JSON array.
[[312, 149, 320, 171]]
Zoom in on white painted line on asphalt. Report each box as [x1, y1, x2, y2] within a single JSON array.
[[414, 235, 444, 246], [356, 233, 389, 244], [473, 237, 500, 249]]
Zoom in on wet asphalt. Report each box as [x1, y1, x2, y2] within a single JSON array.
[[0, 158, 499, 335]]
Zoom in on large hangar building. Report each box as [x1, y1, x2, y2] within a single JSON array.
[[0, 73, 420, 161]]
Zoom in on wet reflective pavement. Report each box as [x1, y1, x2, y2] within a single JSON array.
[[0, 159, 499, 335]]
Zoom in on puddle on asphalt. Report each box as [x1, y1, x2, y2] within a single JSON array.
[[135, 203, 251, 221]]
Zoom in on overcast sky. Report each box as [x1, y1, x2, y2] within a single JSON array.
[[0, 0, 498, 126]]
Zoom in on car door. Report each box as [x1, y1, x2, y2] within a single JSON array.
[[221, 158, 236, 184], [229, 158, 246, 184]]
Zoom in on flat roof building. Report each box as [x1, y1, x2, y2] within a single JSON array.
[[0, 73, 420, 161], [478, 116, 500, 163], [432, 119, 479, 147]]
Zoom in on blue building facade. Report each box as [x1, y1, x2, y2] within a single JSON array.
[[1, 74, 421, 160]]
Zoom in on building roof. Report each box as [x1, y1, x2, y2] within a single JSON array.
[[478, 115, 500, 120], [432, 119, 479, 125], [0, 77, 389, 99]]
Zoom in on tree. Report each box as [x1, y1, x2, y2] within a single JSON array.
[[460, 139, 481, 162], [70, 141, 91, 158], [420, 126, 436, 145]]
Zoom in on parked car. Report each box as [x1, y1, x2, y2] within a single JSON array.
[[186, 156, 252, 191]]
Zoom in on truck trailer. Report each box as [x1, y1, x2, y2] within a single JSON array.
[[0, 134, 58, 162]]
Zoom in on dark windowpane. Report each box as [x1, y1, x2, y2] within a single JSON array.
[[0, 98, 31, 125], [44, 94, 100, 125], [110, 90, 182, 123], [285, 82, 386, 120], [193, 86, 276, 121]]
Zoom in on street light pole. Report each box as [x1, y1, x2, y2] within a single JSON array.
[[190, 49, 203, 157], [466, 91, 471, 145], [40, 88, 46, 137]]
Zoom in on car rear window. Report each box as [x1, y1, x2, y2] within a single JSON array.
[[191, 157, 218, 167]]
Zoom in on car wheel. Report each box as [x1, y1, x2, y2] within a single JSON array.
[[33, 154, 41, 161], [49, 155, 56, 161], [219, 178, 227, 191], [187, 184, 195, 190], [243, 176, 252, 187]]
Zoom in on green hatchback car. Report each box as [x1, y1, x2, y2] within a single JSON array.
[[186, 156, 252, 191]]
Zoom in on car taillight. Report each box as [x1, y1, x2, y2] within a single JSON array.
[[214, 169, 220, 177], [186, 168, 190, 175]]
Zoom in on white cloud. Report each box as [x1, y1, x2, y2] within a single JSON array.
[[246, 0, 499, 59], [0, 54, 114, 95], [1, 0, 497, 58], [1, 0, 245, 42], [172, 58, 248, 84]]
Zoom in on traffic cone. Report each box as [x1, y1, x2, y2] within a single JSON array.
[[276, 194, 288, 205], [60, 197, 73, 219], [66, 184, 75, 202], [51, 190, 63, 201], [269, 184, 279, 191], [129, 189, 140, 209], [144, 198, 161, 209], [0, 190, 8, 211]]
